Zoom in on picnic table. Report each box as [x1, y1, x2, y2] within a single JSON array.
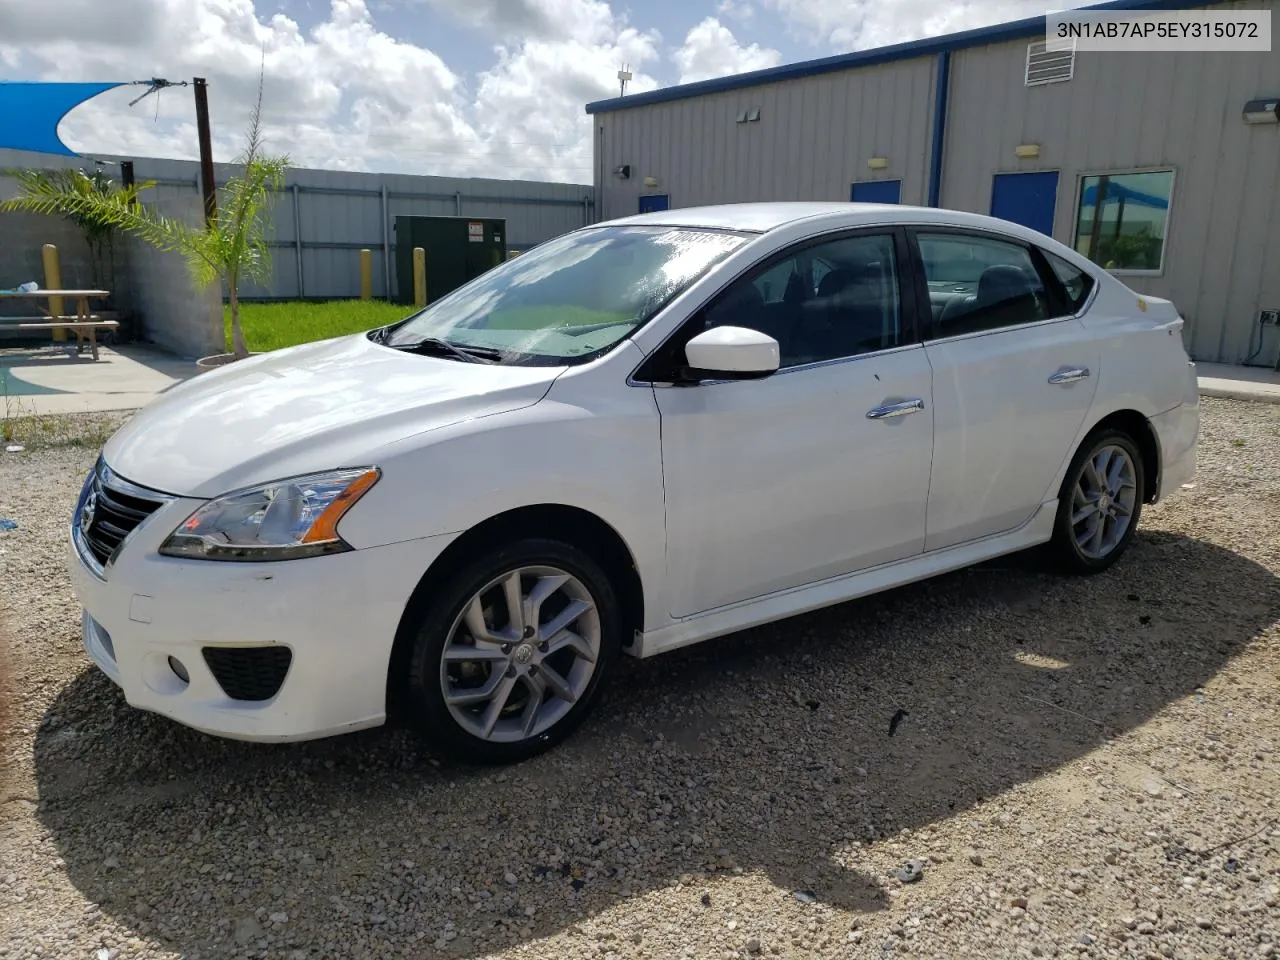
[[0, 288, 117, 360]]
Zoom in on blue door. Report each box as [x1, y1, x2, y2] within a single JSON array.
[[639, 194, 670, 213], [851, 180, 901, 204], [990, 171, 1059, 237]]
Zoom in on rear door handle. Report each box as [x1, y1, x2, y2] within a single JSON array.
[[866, 398, 925, 419], [1048, 367, 1090, 385]]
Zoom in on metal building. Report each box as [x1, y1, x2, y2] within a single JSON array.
[[586, 0, 1280, 367]]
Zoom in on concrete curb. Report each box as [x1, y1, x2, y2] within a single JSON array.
[[1198, 385, 1280, 405]]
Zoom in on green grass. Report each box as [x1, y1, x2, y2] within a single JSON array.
[[225, 299, 617, 354], [1, 399, 130, 451], [225, 300, 413, 353]]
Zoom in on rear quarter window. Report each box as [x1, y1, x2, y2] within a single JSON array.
[[1043, 250, 1096, 313]]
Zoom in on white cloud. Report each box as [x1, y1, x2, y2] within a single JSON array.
[[420, 0, 617, 42], [0, 0, 485, 176], [0, 0, 661, 183], [471, 23, 662, 183], [672, 17, 781, 85], [764, 0, 1058, 50], [715, 0, 755, 22]]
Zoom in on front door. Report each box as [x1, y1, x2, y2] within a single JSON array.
[[639, 194, 670, 213], [851, 179, 902, 204], [912, 228, 1098, 551], [650, 229, 935, 618], [990, 171, 1059, 238]]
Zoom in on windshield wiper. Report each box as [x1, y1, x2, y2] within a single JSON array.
[[556, 319, 638, 337], [388, 337, 502, 364]]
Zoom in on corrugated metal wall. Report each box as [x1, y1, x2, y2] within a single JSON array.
[[1, 149, 593, 302], [590, 0, 1280, 366], [941, 0, 1280, 364], [595, 57, 937, 221]]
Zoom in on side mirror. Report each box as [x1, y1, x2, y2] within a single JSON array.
[[683, 326, 780, 380]]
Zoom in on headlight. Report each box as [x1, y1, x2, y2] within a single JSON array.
[[158, 467, 380, 561]]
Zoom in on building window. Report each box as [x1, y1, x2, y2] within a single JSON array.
[[1073, 170, 1173, 273]]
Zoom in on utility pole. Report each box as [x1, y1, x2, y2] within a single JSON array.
[[125, 77, 209, 218], [193, 77, 217, 226], [617, 64, 632, 98]]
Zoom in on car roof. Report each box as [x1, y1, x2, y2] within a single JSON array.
[[599, 201, 1033, 236]]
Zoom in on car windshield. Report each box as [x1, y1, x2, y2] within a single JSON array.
[[379, 225, 752, 364]]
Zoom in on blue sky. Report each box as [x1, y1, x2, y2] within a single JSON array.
[[0, 0, 1055, 182]]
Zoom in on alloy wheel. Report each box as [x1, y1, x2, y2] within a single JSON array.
[[1071, 443, 1138, 560], [439, 565, 601, 743]]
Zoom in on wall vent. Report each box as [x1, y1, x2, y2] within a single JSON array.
[[1025, 41, 1075, 86]]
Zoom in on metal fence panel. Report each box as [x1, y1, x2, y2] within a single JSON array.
[[1, 149, 593, 301]]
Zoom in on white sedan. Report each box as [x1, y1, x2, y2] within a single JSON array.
[[67, 202, 1199, 764]]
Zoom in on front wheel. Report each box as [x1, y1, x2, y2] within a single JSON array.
[[1049, 428, 1146, 575], [404, 538, 622, 764]]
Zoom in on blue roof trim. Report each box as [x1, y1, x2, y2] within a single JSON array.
[[585, 0, 1223, 115]]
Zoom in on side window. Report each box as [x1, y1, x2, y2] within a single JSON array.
[[918, 233, 1051, 338], [701, 233, 902, 368], [1042, 249, 1095, 313], [753, 258, 800, 304]]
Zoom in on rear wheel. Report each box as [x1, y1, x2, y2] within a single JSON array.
[[1049, 428, 1145, 575], [404, 538, 621, 764]]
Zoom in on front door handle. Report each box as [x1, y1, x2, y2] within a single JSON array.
[[1048, 367, 1090, 385], [866, 398, 925, 420]]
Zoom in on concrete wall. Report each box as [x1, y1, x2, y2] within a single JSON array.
[[124, 191, 223, 358], [0, 211, 98, 304], [1, 150, 220, 356], [588, 0, 1280, 366], [595, 56, 937, 222], [0, 150, 105, 316]]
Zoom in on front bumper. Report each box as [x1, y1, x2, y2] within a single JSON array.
[[68, 483, 457, 743]]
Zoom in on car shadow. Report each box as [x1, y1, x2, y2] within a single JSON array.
[[32, 532, 1277, 957]]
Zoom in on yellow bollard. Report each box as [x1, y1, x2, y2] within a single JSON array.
[[359, 249, 373, 301], [41, 244, 65, 341], [412, 247, 427, 307]]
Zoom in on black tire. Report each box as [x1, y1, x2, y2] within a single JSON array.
[[404, 537, 622, 765], [1049, 428, 1146, 575]]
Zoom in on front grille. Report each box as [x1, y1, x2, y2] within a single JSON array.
[[202, 646, 293, 701], [77, 461, 168, 568]]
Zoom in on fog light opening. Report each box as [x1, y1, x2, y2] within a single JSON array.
[[167, 656, 190, 684]]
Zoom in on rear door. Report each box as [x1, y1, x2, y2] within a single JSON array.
[[910, 227, 1099, 552]]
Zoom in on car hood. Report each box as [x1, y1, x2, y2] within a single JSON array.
[[104, 335, 565, 498]]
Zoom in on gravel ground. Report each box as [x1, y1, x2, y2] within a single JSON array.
[[1, 398, 1278, 960]]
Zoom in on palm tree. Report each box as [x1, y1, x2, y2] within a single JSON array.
[[1, 84, 288, 360], [7, 167, 142, 291]]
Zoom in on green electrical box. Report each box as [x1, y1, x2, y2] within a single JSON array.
[[393, 215, 508, 306]]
